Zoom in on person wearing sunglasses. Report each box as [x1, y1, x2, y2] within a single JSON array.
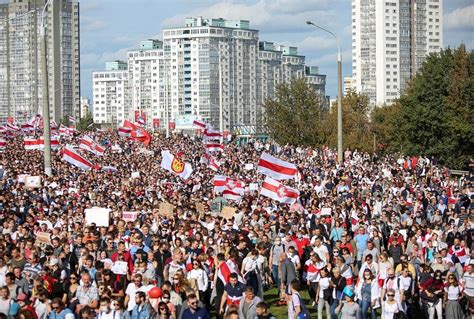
[[156, 300, 172, 319], [181, 293, 210, 319], [96, 297, 120, 319], [48, 297, 73, 319], [381, 288, 400, 319]]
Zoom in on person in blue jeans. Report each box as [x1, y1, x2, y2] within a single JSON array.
[[130, 291, 152, 319], [330, 267, 347, 319], [355, 269, 380, 319]]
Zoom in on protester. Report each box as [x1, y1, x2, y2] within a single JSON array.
[[0, 125, 471, 319]]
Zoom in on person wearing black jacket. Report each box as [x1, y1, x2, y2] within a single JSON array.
[[153, 241, 171, 287], [330, 267, 347, 319]]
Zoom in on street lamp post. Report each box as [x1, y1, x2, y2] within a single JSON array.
[[306, 21, 343, 163], [41, 0, 52, 176]]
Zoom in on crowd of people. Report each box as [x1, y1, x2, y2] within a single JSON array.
[[0, 128, 472, 319]]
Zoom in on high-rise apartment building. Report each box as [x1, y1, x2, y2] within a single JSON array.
[[352, 0, 442, 107], [92, 61, 130, 125], [92, 17, 327, 131], [0, 0, 80, 124]]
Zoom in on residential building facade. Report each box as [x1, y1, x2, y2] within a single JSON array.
[[0, 0, 80, 124], [92, 17, 327, 132], [92, 61, 130, 126], [352, 0, 442, 107]]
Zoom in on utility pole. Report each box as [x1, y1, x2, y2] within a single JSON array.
[[307, 21, 343, 163], [41, 0, 52, 176]]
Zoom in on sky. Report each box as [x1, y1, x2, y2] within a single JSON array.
[[80, 0, 474, 100]]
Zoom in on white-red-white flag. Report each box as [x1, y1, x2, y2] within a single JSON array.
[[260, 176, 299, 204], [0, 126, 6, 134], [0, 138, 6, 151], [62, 144, 92, 170], [213, 175, 245, 200], [200, 153, 220, 172], [203, 128, 222, 140], [6, 123, 20, 132], [59, 124, 74, 136], [193, 120, 208, 129], [79, 135, 105, 156], [257, 152, 297, 180], [216, 260, 245, 286], [204, 142, 224, 152], [21, 123, 35, 132], [118, 126, 132, 137], [69, 116, 76, 124], [24, 136, 60, 151], [137, 116, 146, 126]]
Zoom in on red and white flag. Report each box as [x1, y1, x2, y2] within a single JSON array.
[[213, 175, 245, 200], [24, 136, 60, 151], [79, 135, 105, 156], [69, 116, 76, 124], [204, 142, 224, 152], [21, 123, 35, 132], [257, 152, 297, 180], [62, 144, 92, 170], [59, 124, 74, 136], [193, 120, 208, 129], [0, 126, 6, 134], [118, 126, 132, 137], [0, 138, 6, 151], [137, 116, 146, 126], [200, 153, 220, 172], [216, 260, 245, 286], [203, 128, 222, 140], [6, 123, 20, 132], [260, 176, 299, 204], [160, 150, 193, 180]]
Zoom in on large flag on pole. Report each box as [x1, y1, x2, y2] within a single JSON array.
[[257, 152, 297, 180], [62, 144, 92, 170], [160, 150, 193, 179], [260, 176, 299, 204], [79, 135, 105, 156], [123, 120, 151, 146]]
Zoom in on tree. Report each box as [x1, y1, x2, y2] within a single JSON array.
[[320, 89, 374, 153], [263, 78, 326, 146], [76, 111, 94, 131], [392, 45, 474, 169]]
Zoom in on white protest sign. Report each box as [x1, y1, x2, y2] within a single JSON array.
[[25, 176, 41, 188], [85, 207, 110, 227], [131, 171, 140, 179], [321, 208, 332, 216], [122, 211, 138, 222], [245, 163, 254, 171], [249, 183, 259, 191], [111, 261, 128, 275], [18, 174, 27, 184]]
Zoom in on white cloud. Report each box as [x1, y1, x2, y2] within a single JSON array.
[[444, 5, 474, 30], [161, 0, 341, 34], [81, 16, 108, 32]]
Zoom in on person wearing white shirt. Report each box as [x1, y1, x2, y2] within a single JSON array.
[[241, 250, 263, 299], [124, 274, 149, 312], [187, 259, 210, 306]]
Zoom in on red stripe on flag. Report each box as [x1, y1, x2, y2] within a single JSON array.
[[258, 158, 297, 175]]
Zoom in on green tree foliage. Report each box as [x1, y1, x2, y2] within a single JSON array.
[[377, 45, 474, 169], [320, 89, 373, 153], [263, 78, 326, 146], [76, 111, 94, 131]]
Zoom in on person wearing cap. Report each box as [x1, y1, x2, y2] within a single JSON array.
[[335, 286, 360, 319], [16, 293, 37, 319]]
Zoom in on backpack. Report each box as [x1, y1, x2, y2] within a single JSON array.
[[292, 293, 311, 319], [8, 299, 20, 316]]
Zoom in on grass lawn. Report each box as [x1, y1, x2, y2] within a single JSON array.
[[264, 287, 317, 318]]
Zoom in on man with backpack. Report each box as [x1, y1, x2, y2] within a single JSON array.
[[288, 279, 311, 319]]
